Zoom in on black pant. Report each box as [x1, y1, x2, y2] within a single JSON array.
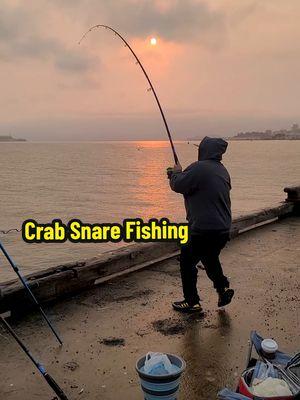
[[180, 231, 230, 305]]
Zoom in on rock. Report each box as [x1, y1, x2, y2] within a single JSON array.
[[64, 361, 79, 371]]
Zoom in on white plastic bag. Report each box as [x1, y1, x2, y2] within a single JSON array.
[[252, 377, 292, 397], [251, 361, 277, 386], [144, 352, 173, 375]]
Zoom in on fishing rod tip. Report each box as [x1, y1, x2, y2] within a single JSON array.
[[55, 335, 63, 346], [55, 337, 63, 346]]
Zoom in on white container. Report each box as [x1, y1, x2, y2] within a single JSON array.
[[261, 339, 278, 355]]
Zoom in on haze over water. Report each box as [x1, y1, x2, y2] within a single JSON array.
[[0, 140, 299, 281]]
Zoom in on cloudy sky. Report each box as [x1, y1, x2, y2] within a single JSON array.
[[0, 0, 299, 140]]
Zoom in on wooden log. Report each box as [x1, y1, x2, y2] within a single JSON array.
[[284, 185, 300, 202], [0, 242, 179, 313], [284, 185, 300, 215], [0, 185, 298, 313], [230, 202, 294, 238]]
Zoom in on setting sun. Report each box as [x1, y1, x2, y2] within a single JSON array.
[[150, 37, 157, 46]]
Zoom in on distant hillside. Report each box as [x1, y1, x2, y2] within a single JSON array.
[[0, 135, 26, 142]]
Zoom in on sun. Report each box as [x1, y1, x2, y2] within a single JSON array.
[[150, 37, 157, 46]]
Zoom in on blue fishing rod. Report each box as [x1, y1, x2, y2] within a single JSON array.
[[0, 315, 69, 400], [78, 24, 180, 165], [0, 240, 63, 345]]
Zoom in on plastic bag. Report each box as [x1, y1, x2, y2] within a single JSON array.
[[218, 388, 251, 399], [144, 352, 173, 375], [251, 361, 278, 385], [252, 377, 293, 397]]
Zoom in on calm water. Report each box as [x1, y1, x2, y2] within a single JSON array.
[[0, 140, 299, 281]]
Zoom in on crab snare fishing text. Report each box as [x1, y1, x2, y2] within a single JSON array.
[[22, 219, 189, 244]]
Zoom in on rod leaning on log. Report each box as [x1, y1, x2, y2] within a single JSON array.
[[0, 185, 299, 315], [0, 240, 63, 345]]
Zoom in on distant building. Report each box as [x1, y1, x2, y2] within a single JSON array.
[[291, 124, 300, 133], [230, 124, 300, 140]]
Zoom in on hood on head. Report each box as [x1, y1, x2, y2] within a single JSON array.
[[198, 136, 228, 161]]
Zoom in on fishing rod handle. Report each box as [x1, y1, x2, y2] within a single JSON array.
[[44, 373, 70, 400]]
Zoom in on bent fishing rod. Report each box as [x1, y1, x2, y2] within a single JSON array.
[[0, 240, 63, 345], [79, 25, 180, 164], [0, 315, 69, 400]]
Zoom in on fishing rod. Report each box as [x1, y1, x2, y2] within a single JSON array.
[[0, 240, 63, 345], [0, 315, 69, 400], [78, 24, 180, 164]]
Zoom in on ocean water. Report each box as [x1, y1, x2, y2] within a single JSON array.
[[0, 140, 299, 281]]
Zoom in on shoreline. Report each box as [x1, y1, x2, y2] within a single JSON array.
[[2, 138, 300, 143]]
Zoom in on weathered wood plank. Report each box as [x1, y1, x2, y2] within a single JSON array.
[[230, 202, 294, 237]]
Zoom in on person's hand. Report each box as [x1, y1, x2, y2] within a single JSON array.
[[166, 163, 182, 178], [173, 162, 182, 173]]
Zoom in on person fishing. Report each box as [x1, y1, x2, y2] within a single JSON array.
[[167, 136, 234, 313], [81, 26, 233, 314]]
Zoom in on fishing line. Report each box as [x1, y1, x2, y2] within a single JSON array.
[[187, 141, 199, 148], [0, 228, 21, 234], [78, 24, 180, 164]]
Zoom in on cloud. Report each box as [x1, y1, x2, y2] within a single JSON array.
[[0, 0, 259, 71], [1, 0, 299, 140], [56, 0, 228, 49], [0, 1, 95, 73], [54, 51, 95, 72], [104, 0, 226, 42]]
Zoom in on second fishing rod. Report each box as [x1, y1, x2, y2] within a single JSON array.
[[0, 315, 69, 400], [0, 240, 63, 345]]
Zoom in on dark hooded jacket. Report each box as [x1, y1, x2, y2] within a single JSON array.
[[169, 137, 231, 233]]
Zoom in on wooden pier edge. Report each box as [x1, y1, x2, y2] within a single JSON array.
[[0, 186, 299, 313]]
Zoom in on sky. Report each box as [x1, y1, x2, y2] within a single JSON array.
[[0, 0, 300, 141]]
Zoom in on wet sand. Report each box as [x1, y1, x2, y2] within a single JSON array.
[[0, 217, 299, 400]]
